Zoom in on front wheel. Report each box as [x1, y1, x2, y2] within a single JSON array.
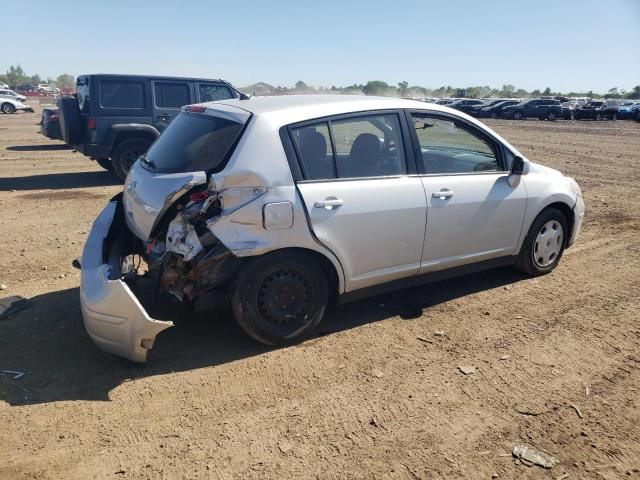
[[1, 102, 16, 114], [516, 208, 568, 276], [513, 111, 523, 120], [111, 138, 152, 181], [491, 112, 498, 119], [546, 111, 557, 121], [231, 251, 329, 346]]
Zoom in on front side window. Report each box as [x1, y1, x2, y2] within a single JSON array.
[[142, 112, 246, 173], [154, 82, 190, 108], [99, 80, 145, 109], [411, 113, 499, 174], [199, 84, 234, 102], [292, 113, 407, 180]]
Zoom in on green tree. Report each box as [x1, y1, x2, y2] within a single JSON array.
[[542, 87, 552, 95], [362, 80, 389, 95], [627, 85, 640, 99], [30, 74, 42, 84], [294, 80, 308, 90], [501, 84, 516, 97], [397, 81, 409, 96], [56, 74, 75, 89], [6, 65, 29, 87], [606, 87, 620, 98]]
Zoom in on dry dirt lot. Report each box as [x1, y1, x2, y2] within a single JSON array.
[[0, 106, 639, 480]]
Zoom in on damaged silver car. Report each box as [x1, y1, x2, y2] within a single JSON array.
[[81, 95, 584, 362]]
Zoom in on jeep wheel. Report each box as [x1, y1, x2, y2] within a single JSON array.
[[96, 158, 114, 172], [515, 208, 568, 276], [231, 251, 329, 346], [513, 111, 523, 120], [1, 102, 16, 114], [546, 111, 557, 121], [112, 138, 152, 181]]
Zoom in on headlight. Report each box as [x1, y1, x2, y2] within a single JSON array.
[[568, 178, 582, 196]]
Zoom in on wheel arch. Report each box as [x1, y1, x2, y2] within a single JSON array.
[[530, 201, 575, 247], [106, 124, 160, 155], [242, 247, 342, 303]]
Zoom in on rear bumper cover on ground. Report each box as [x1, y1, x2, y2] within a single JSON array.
[[80, 200, 172, 362]]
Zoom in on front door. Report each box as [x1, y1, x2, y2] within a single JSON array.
[[409, 112, 527, 273], [151, 80, 193, 132], [291, 112, 427, 291]]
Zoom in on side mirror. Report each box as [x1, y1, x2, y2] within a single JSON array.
[[511, 155, 525, 175]]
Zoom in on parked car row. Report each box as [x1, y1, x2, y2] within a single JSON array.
[[438, 96, 640, 122]]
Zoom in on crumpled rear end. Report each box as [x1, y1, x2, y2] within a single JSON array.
[[80, 199, 172, 362]]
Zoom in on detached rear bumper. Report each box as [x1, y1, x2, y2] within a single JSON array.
[[80, 199, 172, 362]]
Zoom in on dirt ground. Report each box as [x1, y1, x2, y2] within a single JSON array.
[[0, 106, 638, 480]]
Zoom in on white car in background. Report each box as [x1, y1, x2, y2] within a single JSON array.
[[36, 83, 54, 93], [0, 95, 33, 114], [0, 88, 27, 102], [80, 95, 585, 362]]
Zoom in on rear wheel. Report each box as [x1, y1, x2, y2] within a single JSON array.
[[546, 111, 557, 121], [231, 251, 329, 346], [513, 111, 523, 120], [96, 158, 114, 172], [1, 102, 15, 114], [516, 208, 568, 276], [111, 138, 152, 181]]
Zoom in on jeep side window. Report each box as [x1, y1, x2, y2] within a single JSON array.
[[99, 80, 144, 109], [199, 84, 233, 102], [154, 82, 190, 108]]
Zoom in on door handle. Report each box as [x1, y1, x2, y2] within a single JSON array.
[[159, 113, 171, 120], [432, 190, 454, 199], [314, 198, 344, 209]]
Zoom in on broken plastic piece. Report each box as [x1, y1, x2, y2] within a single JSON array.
[[512, 444, 559, 469]]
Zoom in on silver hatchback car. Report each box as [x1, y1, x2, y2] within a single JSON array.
[[80, 95, 585, 362]]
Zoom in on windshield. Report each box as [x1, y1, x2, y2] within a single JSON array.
[[142, 111, 247, 173]]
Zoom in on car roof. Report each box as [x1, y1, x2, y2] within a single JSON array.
[[78, 73, 230, 83], [203, 94, 454, 125]]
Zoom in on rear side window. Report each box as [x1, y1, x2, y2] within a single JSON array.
[[99, 80, 145, 109], [142, 112, 246, 173], [199, 84, 234, 102], [291, 113, 407, 180], [154, 82, 190, 108]]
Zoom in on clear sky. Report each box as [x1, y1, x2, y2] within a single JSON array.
[[2, 0, 639, 92]]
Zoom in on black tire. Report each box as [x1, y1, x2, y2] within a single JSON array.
[[612, 112, 617, 121], [515, 208, 568, 276], [490, 112, 498, 119], [1, 102, 16, 114], [57, 97, 84, 144], [595, 113, 602, 121], [513, 111, 523, 120], [111, 138, 152, 181], [96, 157, 114, 172], [546, 111, 557, 121], [231, 251, 329, 346]]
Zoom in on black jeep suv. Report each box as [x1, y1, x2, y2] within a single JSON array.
[[58, 74, 241, 180]]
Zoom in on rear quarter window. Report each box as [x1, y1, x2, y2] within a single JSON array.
[[99, 80, 145, 109], [142, 111, 247, 173]]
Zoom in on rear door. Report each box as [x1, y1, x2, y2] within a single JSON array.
[[408, 111, 527, 273], [151, 80, 194, 132], [291, 111, 427, 292]]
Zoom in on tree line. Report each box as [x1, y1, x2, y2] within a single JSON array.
[[0, 65, 74, 89], [2, 65, 638, 100], [244, 80, 640, 100]]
